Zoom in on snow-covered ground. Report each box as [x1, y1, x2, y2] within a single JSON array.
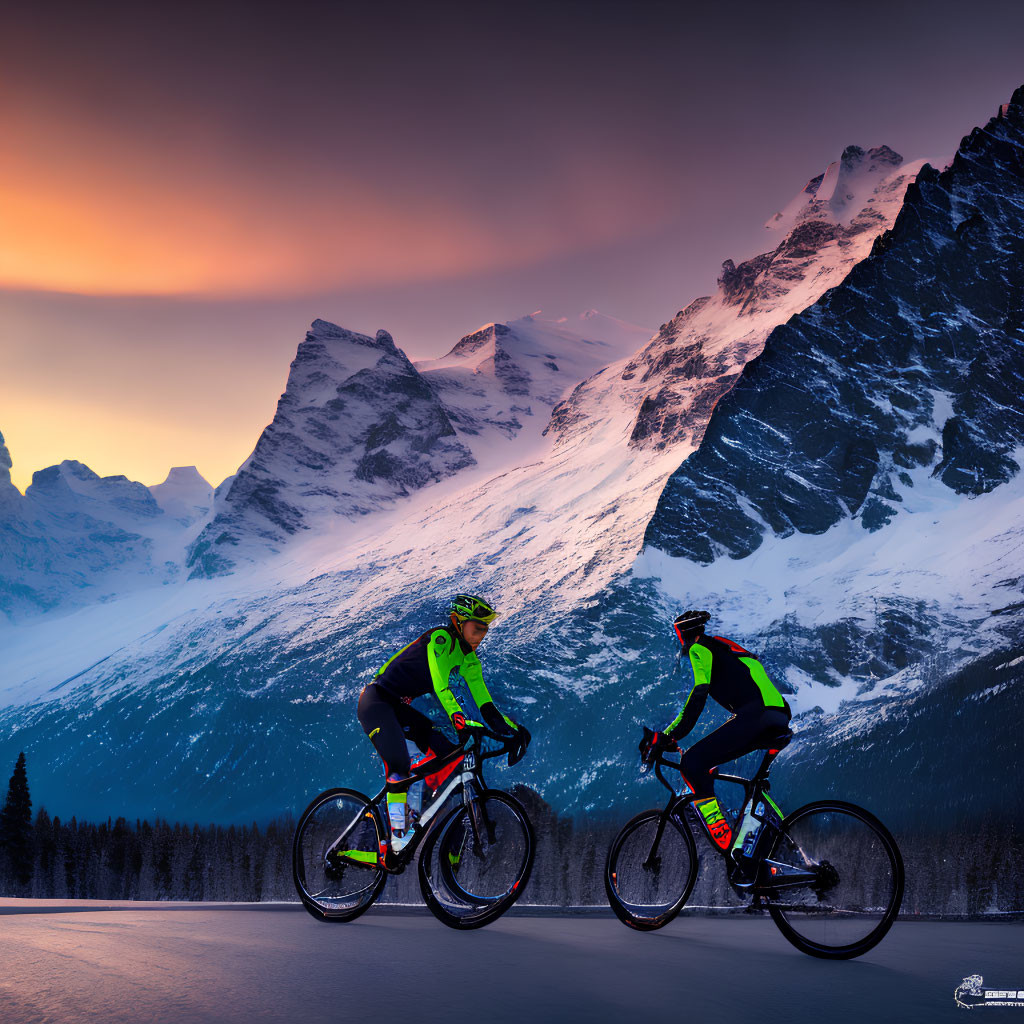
[[636, 444, 1024, 713]]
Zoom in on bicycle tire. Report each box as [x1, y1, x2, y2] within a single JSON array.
[[765, 800, 904, 959], [293, 787, 387, 923], [606, 808, 698, 931], [418, 789, 535, 930]]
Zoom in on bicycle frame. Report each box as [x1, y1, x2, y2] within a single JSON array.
[[643, 744, 819, 895], [326, 731, 513, 874]]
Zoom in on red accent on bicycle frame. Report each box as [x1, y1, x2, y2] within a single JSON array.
[[410, 748, 435, 771], [426, 757, 463, 793]]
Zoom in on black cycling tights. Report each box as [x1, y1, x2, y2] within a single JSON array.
[[357, 684, 456, 780], [679, 705, 792, 798]]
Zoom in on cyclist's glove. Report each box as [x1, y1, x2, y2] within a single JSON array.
[[480, 701, 516, 737], [507, 723, 531, 766], [654, 730, 679, 752], [452, 712, 484, 734], [639, 727, 678, 762]]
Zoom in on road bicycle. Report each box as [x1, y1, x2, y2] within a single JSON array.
[[605, 727, 904, 959], [293, 726, 534, 930]]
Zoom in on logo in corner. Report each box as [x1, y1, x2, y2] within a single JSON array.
[[955, 974, 1024, 1010], [957, 976, 986, 1010]]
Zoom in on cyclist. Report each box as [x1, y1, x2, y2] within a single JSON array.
[[642, 609, 792, 869], [358, 593, 528, 852]]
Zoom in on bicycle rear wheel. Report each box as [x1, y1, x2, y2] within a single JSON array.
[[418, 789, 534, 929], [765, 800, 904, 959], [293, 787, 387, 922], [605, 808, 698, 930]]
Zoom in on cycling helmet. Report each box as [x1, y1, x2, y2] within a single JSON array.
[[448, 594, 499, 625], [673, 609, 710, 645]]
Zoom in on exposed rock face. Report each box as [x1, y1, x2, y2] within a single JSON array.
[[0, 431, 19, 509], [37, 460, 163, 519], [187, 320, 475, 577], [546, 144, 925, 462], [645, 87, 1024, 563]]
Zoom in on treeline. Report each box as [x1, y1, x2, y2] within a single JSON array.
[[0, 751, 297, 901], [3, 811, 297, 902], [2, 756, 1022, 914], [513, 787, 1024, 917]]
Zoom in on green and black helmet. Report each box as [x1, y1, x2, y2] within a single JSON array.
[[448, 594, 499, 626]]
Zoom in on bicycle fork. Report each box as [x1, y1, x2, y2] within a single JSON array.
[[462, 779, 496, 859], [642, 805, 683, 872]]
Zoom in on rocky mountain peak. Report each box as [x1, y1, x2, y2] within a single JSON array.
[[187, 320, 474, 578], [0, 429, 13, 486], [548, 144, 924, 458], [26, 460, 162, 518], [158, 466, 209, 487], [306, 318, 392, 348], [645, 85, 1024, 565], [149, 467, 214, 526], [841, 144, 902, 171], [765, 143, 905, 234], [444, 322, 510, 361]]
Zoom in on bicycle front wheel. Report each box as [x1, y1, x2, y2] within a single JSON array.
[[765, 800, 904, 959], [293, 788, 387, 923], [418, 789, 535, 930], [605, 808, 698, 930]]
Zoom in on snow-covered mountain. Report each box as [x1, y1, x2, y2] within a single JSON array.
[[187, 322, 475, 577], [640, 93, 1024, 702], [186, 313, 650, 579], [149, 467, 214, 527], [763, 144, 905, 235], [0, 443, 199, 620], [1, 88, 1022, 828], [549, 144, 934, 459], [415, 312, 644, 462]]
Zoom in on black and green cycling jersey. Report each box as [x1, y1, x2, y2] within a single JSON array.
[[667, 634, 787, 741], [374, 625, 514, 734]]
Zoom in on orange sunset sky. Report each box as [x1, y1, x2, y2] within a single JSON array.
[[3, 0, 1023, 492]]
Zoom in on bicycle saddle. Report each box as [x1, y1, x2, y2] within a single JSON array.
[[763, 731, 793, 751]]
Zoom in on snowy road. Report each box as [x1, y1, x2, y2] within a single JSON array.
[[0, 905, 1019, 1023]]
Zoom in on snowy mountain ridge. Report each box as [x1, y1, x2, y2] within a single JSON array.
[[0, 441, 207, 618], [2, 85, 1022, 825], [637, 87, 1024, 725]]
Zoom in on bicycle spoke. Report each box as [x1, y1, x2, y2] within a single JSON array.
[[294, 790, 386, 921], [419, 791, 535, 929], [606, 810, 697, 929], [767, 802, 903, 957]]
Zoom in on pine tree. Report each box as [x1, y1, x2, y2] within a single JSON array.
[[0, 752, 34, 893]]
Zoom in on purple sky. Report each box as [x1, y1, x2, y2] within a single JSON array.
[[2, 0, 1023, 490]]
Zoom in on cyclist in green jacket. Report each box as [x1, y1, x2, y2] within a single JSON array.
[[358, 593, 528, 851], [642, 610, 792, 862]]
